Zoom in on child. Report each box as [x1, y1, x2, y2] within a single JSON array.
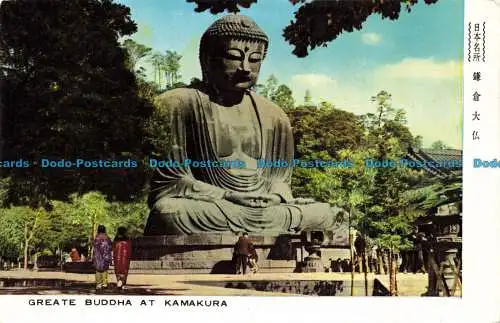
[[248, 245, 259, 274]]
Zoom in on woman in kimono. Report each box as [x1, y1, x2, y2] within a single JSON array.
[[113, 227, 132, 289], [92, 225, 112, 291]]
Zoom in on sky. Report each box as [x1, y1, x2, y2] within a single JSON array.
[[117, 0, 464, 149]]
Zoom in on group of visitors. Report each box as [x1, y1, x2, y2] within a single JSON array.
[[329, 258, 353, 273], [329, 250, 428, 274], [91, 225, 132, 291], [233, 232, 258, 275]]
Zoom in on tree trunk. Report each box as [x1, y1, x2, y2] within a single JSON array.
[[357, 251, 362, 273], [389, 249, 398, 296], [376, 250, 383, 274], [23, 243, 29, 270], [23, 224, 29, 270], [88, 212, 97, 259], [156, 64, 161, 88], [363, 247, 368, 296], [350, 246, 355, 296], [348, 210, 354, 296], [383, 250, 389, 275], [395, 260, 399, 296]]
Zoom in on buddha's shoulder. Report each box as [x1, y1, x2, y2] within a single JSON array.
[[250, 92, 289, 120], [155, 87, 198, 105]]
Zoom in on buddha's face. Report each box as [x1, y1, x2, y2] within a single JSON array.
[[207, 39, 265, 92]]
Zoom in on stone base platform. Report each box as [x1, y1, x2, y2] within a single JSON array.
[[131, 232, 349, 274]]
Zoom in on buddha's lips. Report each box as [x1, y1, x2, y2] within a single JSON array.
[[232, 73, 252, 83], [234, 77, 251, 83]]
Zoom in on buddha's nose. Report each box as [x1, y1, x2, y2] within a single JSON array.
[[239, 59, 250, 73]]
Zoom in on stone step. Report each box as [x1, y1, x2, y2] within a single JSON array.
[[129, 259, 298, 274]]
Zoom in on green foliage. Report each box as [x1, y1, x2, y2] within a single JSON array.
[[0, 192, 148, 260], [285, 0, 440, 57], [1, 0, 152, 206], [144, 98, 174, 159], [256, 75, 295, 111], [0, 207, 26, 258], [287, 101, 365, 199], [0, 206, 52, 266], [107, 198, 149, 238], [272, 85, 295, 111], [302, 148, 377, 228], [257, 75, 279, 98], [147, 50, 182, 89], [429, 140, 451, 150], [163, 50, 183, 88], [356, 92, 423, 250], [150, 52, 165, 88], [288, 102, 364, 159], [187, 0, 257, 14], [289, 89, 435, 252], [122, 39, 152, 73], [412, 135, 424, 149], [188, 0, 440, 57], [0, 0, 455, 262]]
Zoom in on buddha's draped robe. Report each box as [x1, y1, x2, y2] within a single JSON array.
[[144, 87, 342, 235]]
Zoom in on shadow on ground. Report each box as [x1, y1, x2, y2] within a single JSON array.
[[0, 278, 187, 295], [184, 279, 390, 296]]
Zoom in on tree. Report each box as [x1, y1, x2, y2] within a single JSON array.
[[187, 0, 257, 14], [412, 135, 424, 149], [46, 200, 84, 252], [288, 102, 364, 160], [361, 91, 414, 149], [107, 198, 149, 237], [188, 0, 440, 57], [257, 74, 279, 99], [256, 75, 295, 111], [0, 206, 51, 269], [272, 84, 295, 111], [65, 192, 110, 258], [0, 208, 24, 260], [163, 50, 183, 88], [292, 90, 422, 293], [150, 52, 165, 88], [430, 140, 451, 150], [1, 0, 152, 206], [122, 39, 152, 73], [359, 91, 422, 294]]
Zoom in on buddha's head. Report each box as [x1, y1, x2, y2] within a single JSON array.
[[199, 15, 268, 93]]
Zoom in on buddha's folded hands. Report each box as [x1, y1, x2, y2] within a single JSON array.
[[224, 191, 281, 208]]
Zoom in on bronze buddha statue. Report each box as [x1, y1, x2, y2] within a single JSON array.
[[144, 15, 346, 235]]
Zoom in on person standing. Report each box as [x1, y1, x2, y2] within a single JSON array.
[[234, 232, 251, 275], [92, 225, 112, 291], [113, 227, 132, 289]]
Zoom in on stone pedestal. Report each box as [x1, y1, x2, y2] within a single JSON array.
[[130, 230, 349, 274], [131, 233, 299, 274]]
